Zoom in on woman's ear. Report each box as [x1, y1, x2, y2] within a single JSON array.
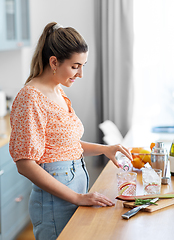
[[49, 56, 58, 71]]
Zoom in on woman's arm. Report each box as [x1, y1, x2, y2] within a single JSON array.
[[80, 141, 132, 167], [16, 159, 114, 207]]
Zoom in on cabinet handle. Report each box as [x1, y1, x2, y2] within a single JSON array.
[[17, 42, 24, 47], [15, 196, 23, 202], [0, 170, 4, 176]]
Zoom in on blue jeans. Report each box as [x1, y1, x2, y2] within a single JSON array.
[[28, 157, 89, 240]]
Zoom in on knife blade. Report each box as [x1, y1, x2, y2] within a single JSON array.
[[121, 197, 159, 219]]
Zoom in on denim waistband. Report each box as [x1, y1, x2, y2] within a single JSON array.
[[39, 157, 84, 171]]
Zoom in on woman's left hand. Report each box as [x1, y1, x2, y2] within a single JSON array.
[[103, 144, 132, 167], [80, 141, 132, 168]]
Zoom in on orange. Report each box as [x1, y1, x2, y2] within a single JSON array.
[[132, 157, 145, 169], [150, 142, 155, 151], [130, 147, 143, 159], [130, 147, 143, 153]]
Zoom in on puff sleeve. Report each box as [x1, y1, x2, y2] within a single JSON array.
[[9, 87, 47, 162]]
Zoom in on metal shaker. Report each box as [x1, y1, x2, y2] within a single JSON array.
[[151, 142, 168, 178]]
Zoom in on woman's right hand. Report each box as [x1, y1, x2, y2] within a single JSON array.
[[16, 159, 115, 207], [76, 192, 115, 207]]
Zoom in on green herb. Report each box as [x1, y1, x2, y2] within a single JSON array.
[[134, 198, 158, 206]]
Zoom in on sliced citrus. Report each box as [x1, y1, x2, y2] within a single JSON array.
[[144, 183, 160, 194], [119, 181, 136, 190], [118, 185, 129, 195], [123, 184, 136, 196], [118, 181, 136, 195]]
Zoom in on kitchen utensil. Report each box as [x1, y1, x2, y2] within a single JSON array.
[[123, 197, 174, 213], [122, 198, 159, 219], [161, 159, 170, 184], [151, 142, 168, 177]]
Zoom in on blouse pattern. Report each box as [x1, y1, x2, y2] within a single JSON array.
[[9, 85, 84, 164]]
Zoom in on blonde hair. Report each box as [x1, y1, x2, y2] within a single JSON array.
[[26, 22, 88, 84]]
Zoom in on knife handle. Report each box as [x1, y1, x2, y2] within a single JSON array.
[[122, 206, 141, 219]]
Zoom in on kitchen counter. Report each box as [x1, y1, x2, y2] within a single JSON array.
[[0, 114, 11, 148], [57, 160, 174, 240]]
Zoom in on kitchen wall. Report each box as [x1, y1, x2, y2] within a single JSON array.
[[0, 0, 104, 187]]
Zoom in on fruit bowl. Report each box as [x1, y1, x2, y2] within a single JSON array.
[[129, 147, 152, 169]]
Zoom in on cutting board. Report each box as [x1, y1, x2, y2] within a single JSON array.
[[123, 198, 174, 212]]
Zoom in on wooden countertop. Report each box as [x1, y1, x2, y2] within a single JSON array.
[[57, 161, 174, 240], [0, 114, 11, 147]]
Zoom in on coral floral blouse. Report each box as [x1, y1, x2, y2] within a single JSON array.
[[9, 85, 84, 164]]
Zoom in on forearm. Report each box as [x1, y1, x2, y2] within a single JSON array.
[[16, 159, 79, 205], [80, 141, 106, 157], [16, 159, 115, 207], [80, 140, 132, 167]]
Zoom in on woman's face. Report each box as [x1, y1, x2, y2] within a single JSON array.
[[55, 52, 88, 87]]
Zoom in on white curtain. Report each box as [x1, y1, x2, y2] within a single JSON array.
[[100, 0, 134, 137]]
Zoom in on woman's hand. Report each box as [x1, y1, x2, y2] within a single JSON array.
[[103, 144, 132, 167], [81, 141, 132, 168], [76, 192, 115, 207]]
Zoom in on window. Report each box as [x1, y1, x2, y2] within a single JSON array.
[[133, 0, 174, 128]]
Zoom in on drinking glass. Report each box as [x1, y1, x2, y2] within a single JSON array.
[[117, 172, 137, 196], [142, 168, 162, 195]]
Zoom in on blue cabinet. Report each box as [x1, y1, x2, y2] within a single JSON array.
[[0, 0, 30, 51], [0, 143, 32, 240]]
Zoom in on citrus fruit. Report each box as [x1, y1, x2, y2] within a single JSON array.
[[139, 149, 151, 164], [123, 184, 136, 196], [132, 157, 145, 169], [130, 147, 144, 159], [118, 182, 136, 195], [150, 142, 155, 151], [118, 185, 129, 195], [119, 181, 136, 189], [144, 183, 160, 194], [130, 147, 143, 153]]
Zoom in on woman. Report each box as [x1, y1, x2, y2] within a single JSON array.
[[9, 22, 132, 240]]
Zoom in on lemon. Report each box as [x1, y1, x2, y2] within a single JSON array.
[[139, 149, 151, 164]]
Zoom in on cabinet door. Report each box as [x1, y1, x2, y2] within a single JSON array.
[[1, 187, 31, 240], [0, 0, 30, 51], [0, 160, 31, 207], [18, 0, 30, 41], [0, 143, 32, 240], [0, 144, 12, 167]]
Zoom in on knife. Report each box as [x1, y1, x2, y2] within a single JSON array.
[[121, 197, 159, 219]]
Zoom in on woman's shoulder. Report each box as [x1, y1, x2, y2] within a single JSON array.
[[11, 85, 47, 118], [17, 85, 44, 100], [12, 86, 46, 111]]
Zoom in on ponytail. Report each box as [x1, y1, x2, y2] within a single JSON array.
[[26, 22, 56, 84], [25, 22, 88, 84]]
